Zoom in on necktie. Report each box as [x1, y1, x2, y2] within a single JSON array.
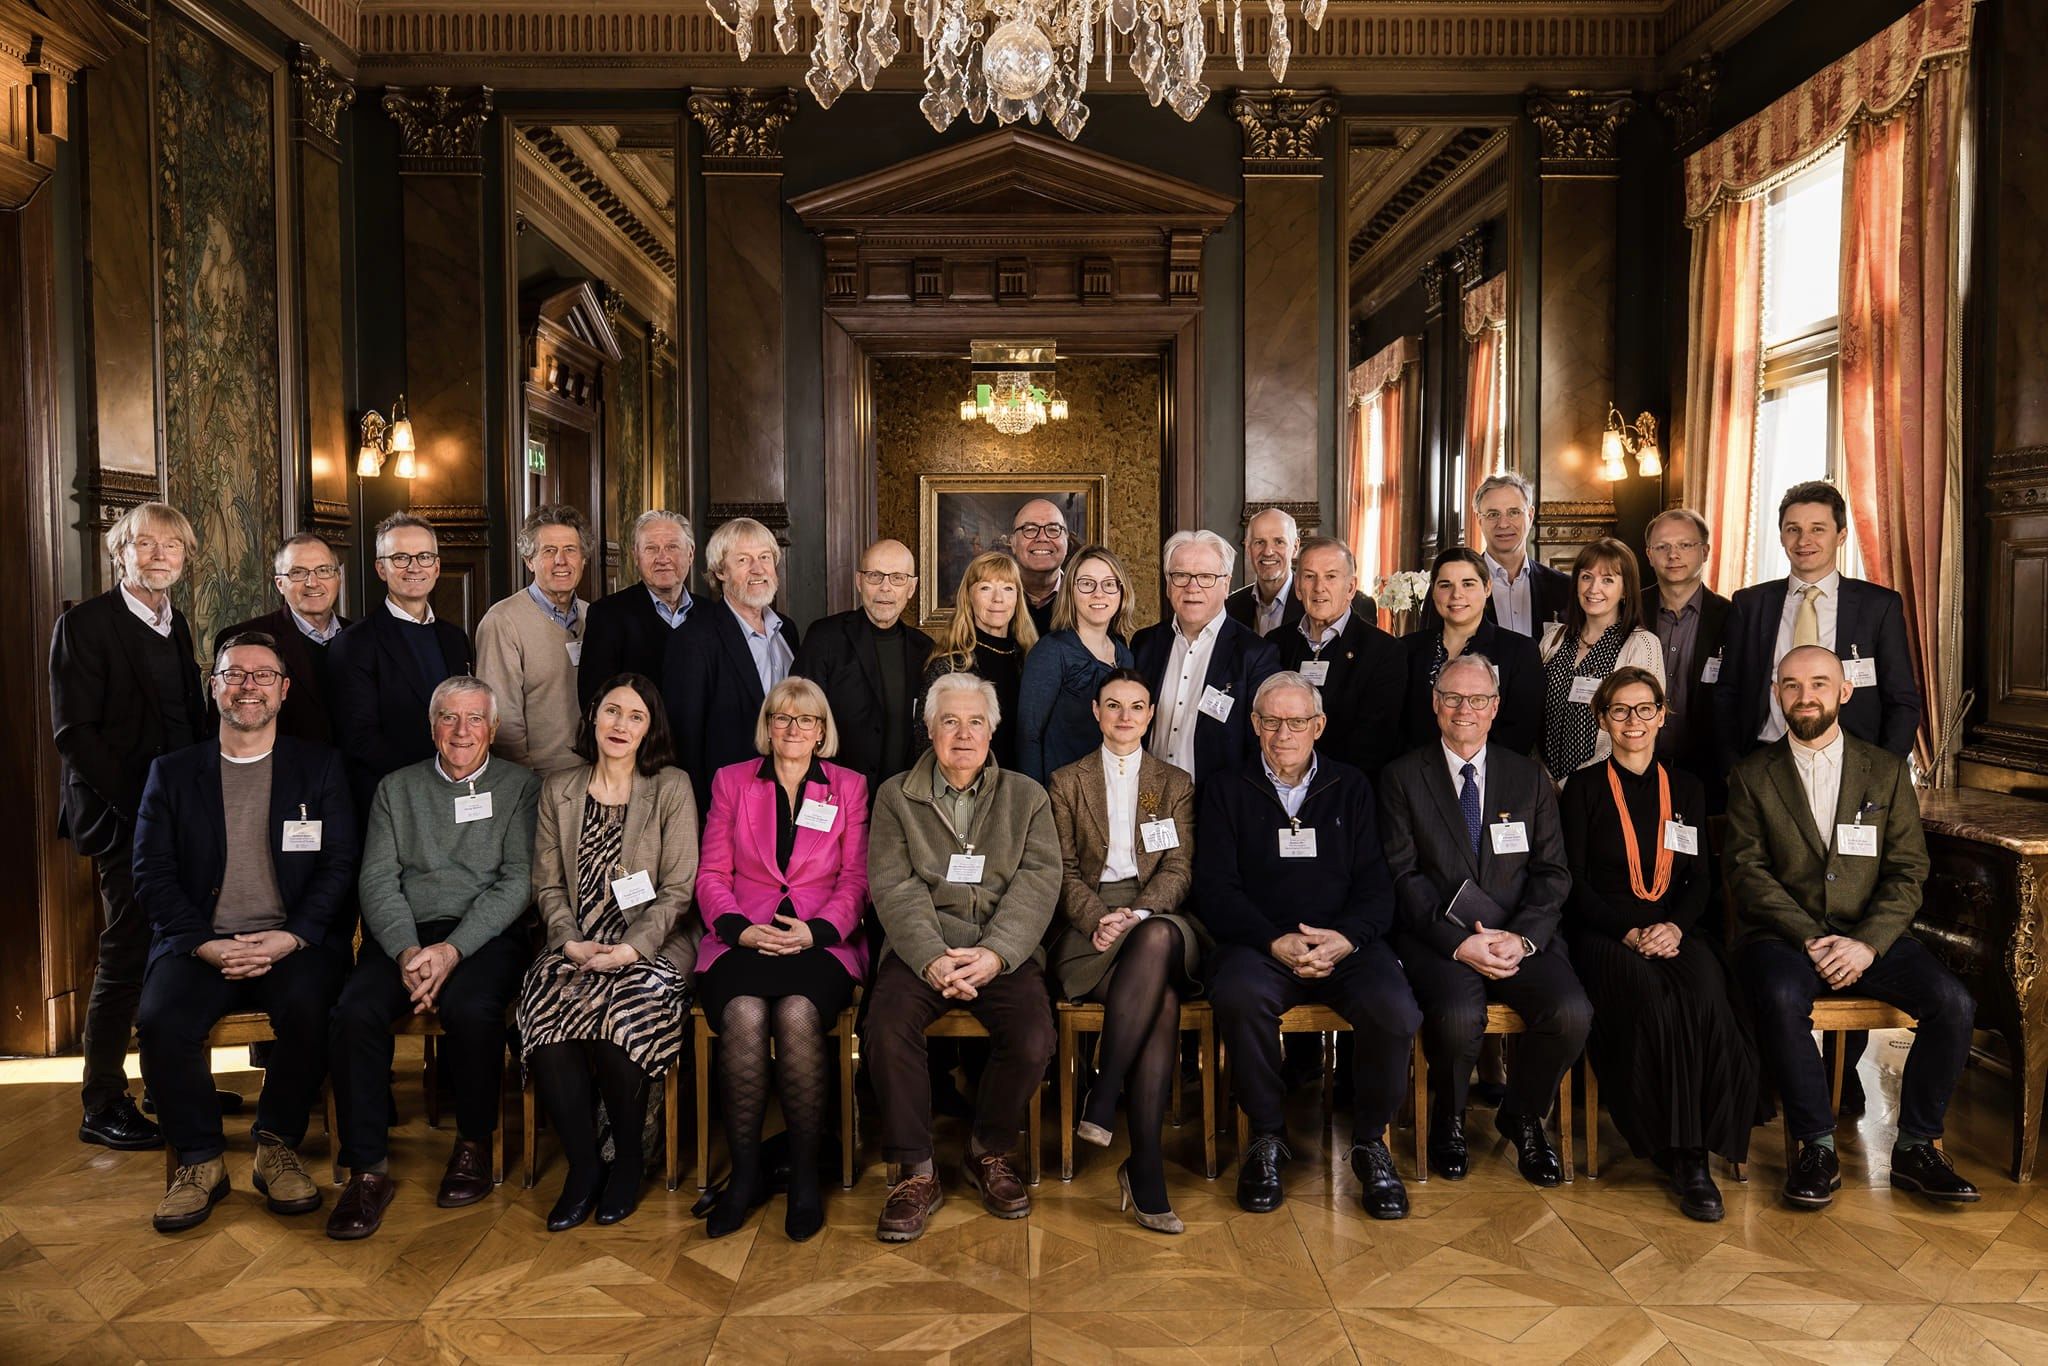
[[1793, 583, 1822, 649], [1459, 762, 1482, 856]]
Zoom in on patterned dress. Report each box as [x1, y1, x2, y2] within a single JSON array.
[[516, 795, 688, 1076], [1541, 623, 1628, 778]]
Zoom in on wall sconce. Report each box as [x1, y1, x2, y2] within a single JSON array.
[[356, 395, 417, 479], [1598, 404, 1662, 482]]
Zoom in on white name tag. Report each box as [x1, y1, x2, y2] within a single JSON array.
[[796, 797, 838, 832], [1836, 822, 1880, 857], [946, 852, 986, 884], [1490, 820, 1529, 854], [1140, 817, 1180, 852], [1843, 655, 1877, 688], [565, 640, 583, 667], [1700, 655, 1723, 684], [454, 791, 494, 823], [281, 820, 323, 853], [1663, 820, 1698, 855], [1297, 660, 1330, 686], [1197, 685, 1234, 722], [1567, 676, 1600, 705], [610, 869, 655, 908], [1278, 827, 1318, 858]]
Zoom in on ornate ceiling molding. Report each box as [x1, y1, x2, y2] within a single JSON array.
[[1350, 131, 1507, 319], [511, 141, 674, 324], [1525, 87, 1636, 175], [1349, 125, 1497, 264], [1656, 53, 1718, 152], [292, 43, 356, 149], [687, 87, 794, 171], [1451, 226, 1486, 291], [521, 126, 677, 276], [1231, 87, 1338, 174], [382, 84, 493, 172]]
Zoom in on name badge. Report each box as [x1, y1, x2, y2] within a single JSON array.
[[281, 820, 323, 853], [1297, 660, 1330, 687], [1836, 822, 1880, 857], [1700, 654, 1723, 684], [1663, 820, 1698, 855], [1843, 655, 1877, 688], [1140, 817, 1180, 852], [1490, 819, 1529, 855], [454, 791, 494, 823], [796, 797, 838, 832], [1567, 676, 1600, 705], [946, 852, 986, 884], [565, 640, 583, 667], [1278, 827, 1318, 858], [1197, 685, 1234, 722], [610, 869, 655, 908]]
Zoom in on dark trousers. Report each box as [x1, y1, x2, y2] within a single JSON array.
[[81, 840, 153, 1110], [1737, 933, 1976, 1144], [864, 952, 1056, 1166], [1398, 935, 1593, 1122], [329, 923, 526, 1169], [1208, 940, 1422, 1142], [136, 947, 348, 1164]]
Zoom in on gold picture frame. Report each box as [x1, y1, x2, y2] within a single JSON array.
[[917, 473, 1108, 628]]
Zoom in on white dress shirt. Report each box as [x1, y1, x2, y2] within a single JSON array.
[[1148, 612, 1224, 776], [1263, 753, 1319, 820], [120, 582, 174, 637], [1099, 745, 1142, 883], [1253, 575, 1293, 637], [1442, 740, 1488, 810], [1483, 552, 1535, 637], [1760, 569, 1842, 742], [385, 595, 437, 625], [1788, 729, 1845, 843]]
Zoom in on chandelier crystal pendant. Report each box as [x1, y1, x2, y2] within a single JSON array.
[[701, 0, 1330, 140], [959, 339, 1068, 435]]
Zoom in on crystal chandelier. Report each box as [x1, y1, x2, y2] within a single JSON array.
[[958, 340, 1068, 435], [701, 0, 1330, 140]]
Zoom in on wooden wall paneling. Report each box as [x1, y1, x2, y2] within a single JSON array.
[[292, 45, 354, 571], [1416, 256, 1449, 563], [605, 302, 648, 591]]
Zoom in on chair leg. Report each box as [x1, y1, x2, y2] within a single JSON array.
[[1556, 1069, 1574, 1184], [694, 1017, 713, 1192], [522, 1074, 538, 1189], [1199, 1015, 1217, 1180], [1320, 1032, 1336, 1126], [665, 1068, 681, 1192], [1583, 1058, 1599, 1180], [1828, 1029, 1848, 1117], [1058, 1013, 1077, 1182], [327, 1087, 343, 1185], [839, 1013, 858, 1191], [1412, 1037, 1429, 1183], [1027, 1075, 1043, 1188], [423, 1034, 440, 1129], [1171, 1032, 1185, 1128]]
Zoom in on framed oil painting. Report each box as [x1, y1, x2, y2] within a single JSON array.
[[917, 473, 1108, 628]]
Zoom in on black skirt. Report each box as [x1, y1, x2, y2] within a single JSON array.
[[695, 946, 858, 1028]]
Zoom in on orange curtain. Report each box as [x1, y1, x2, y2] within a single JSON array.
[[1684, 195, 1764, 594], [1343, 395, 1370, 556], [1460, 274, 1508, 544], [1373, 384, 1406, 591], [1344, 336, 1418, 593]]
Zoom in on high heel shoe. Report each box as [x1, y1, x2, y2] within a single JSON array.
[[1075, 1089, 1113, 1148], [547, 1165, 606, 1233], [1116, 1161, 1184, 1235]]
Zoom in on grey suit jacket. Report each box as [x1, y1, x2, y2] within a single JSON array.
[[1046, 749, 1196, 937], [533, 764, 705, 975]]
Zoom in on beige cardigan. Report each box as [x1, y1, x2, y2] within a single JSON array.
[[477, 588, 588, 775], [532, 764, 704, 976], [1538, 623, 1667, 771]]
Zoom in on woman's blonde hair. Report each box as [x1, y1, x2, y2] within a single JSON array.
[[754, 675, 839, 757], [932, 550, 1038, 673], [1049, 544, 1134, 638]]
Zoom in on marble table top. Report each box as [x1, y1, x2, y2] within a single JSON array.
[[1920, 786, 2048, 855]]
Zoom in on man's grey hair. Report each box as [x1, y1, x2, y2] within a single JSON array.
[[1162, 528, 1237, 582], [1437, 652, 1502, 694], [702, 516, 779, 593], [516, 504, 595, 561], [272, 532, 339, 577], [1472, 471, 1535, 514], [631, 509, 695, 555], [1294, 534, 1356, 579], [428, 675, 499, 725], [923, 671, 1001, 734], [1253, 670, 1326, 718], [374, 512, 438, 559]]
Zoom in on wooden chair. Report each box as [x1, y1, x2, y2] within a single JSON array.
[[519, 1056, 690, 1192], [1412, 1004, 1575, 1183], [894, 1010, 1043, 1187], [1581, 1056, 1600, 1179], [1218, 1004, 1353, 1165], [1773, 996, 1929, 1174], [1055, 1000, 1216, 1182], [691, 1003, 863, 1192], [161, 1011, 332, 1185], [324, 1013, 511, 1185]]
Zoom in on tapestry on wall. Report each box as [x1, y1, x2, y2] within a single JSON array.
[[608, 320, 647, 591], [157, 4, 284, 658]]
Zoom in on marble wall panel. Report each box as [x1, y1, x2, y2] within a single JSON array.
[[703, 178, 783, 504], [85, 40, 158, 478], [1242, 177, 1322, 507], [1537, 178, 1617, 510], [301, 149, 348, 538], [608, 315, 647, 590], [399, 174, 486, 510]]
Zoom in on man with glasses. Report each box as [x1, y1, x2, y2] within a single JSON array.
[[1197, 672, 1421, 1219], [1272, 536, 1406, 782], [1428, 473, 1571, 634], [579, 510, 696, 707], [477, 505, 593, 775], [1640, 509, 1730, 797], [791, 538, 934, 795], [132, 632, 357, 1232], [330, 512, 474, 813], [1377, 652, 1589, 1188], [1010, 498, 1070, 636], [1133, 529, 1279, 787], [214, 533, 351, 744]]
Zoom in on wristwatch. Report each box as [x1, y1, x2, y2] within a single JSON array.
[[1519, 935, 1537, 956]]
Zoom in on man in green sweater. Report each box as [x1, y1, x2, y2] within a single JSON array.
[[326, 676, 541, 1240]]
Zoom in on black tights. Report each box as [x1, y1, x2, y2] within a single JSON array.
[[1083, 918, 1188, 1213], [530, 1039, 651, 1205], [717, 995, 831, 1196]]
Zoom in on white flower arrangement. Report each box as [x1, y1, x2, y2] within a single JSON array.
[[1373, 569, 1432, 616]]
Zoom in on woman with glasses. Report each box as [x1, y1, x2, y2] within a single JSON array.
[[920, 550, 1038, 771], [694, 677, 870, 1241], [1016, 544, 1138, 783], [1400, 547, 1542, 755], [1559, 667, 1755, 1222], [1538, 537, 1665, 782], [519, 672, 699, 1233]]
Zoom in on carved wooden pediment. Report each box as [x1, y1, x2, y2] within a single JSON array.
[[522, 279, 622, 408]]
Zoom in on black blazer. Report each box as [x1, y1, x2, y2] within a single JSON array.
[[212, 606, 350, 746], [1225, 581, 1379, 637], [1713, 575, 1922, 774], [1638, 585, 1731, 797], [131, 736, 360, 966], [1377, 740, 1571, 958], [578, 585, 690, 708], [1273, 613, 1408, 780], [1419, 557, 1573, 632], [328, 606, 474, 810], [1398, 620, 1543, 757], [790, 608, 934, 791], [1131, 613, 1281, 785], [50, 589, 209, 857], [662, 597, 803, 812]]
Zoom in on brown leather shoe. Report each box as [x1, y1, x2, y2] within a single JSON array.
[[437, 1138, 493, 1208], [875, 1172, 943, 1243], [964, 1151, 1031, 1219], [325, 1171, 397, 1241]]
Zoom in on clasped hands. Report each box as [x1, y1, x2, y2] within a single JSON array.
[[396, 942, 462, 1013], [1452, 921, 1527, 980], [563, 939, 644, 974], [1807, 933, 1875, 990], [923, 946, 1003, 1000], [195, 929, 301, 980], [738, 915, 816, 956], [1623, 922, 1684, 959], [1092, 907, 1143, 953], [1269, 925, 1353, 979]]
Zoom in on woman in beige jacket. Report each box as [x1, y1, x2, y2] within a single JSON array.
[[1538, 537, 1666, 781]]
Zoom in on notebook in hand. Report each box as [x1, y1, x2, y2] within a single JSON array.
[[1442, 879, 1508, 933]]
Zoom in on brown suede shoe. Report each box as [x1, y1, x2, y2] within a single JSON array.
[[875, 1173, 944, 1243], [153, 1158, 229, 1234], [964, 1151, 1031, 1219], [325, 1171, 397, 1241], [437, 1138, 493, 1208]]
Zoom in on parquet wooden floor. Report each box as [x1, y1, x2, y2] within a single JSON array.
[[0, 1032, 2041, 1363]]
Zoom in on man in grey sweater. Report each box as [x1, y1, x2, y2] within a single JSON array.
[[326, 676, 540, 1241]]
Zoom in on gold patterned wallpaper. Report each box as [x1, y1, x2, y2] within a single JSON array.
[[874, 356, 1165, 625]]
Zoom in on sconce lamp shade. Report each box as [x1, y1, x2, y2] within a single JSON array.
[[356, 443, 383, 478]]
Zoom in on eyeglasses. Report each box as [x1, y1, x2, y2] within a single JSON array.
[[380, 551, 440, 569], [1072, 576, 1122, 595], [1601, 702, 1664, 722], [1252, 715, 1317, 734], [1477, 508, 1527, 524], [1647, 540, 1702, 556], [213, 668, 283, 687], [281, 565, 341, 583], [858, 571, 913, 588], [768, 713, 823, 733], [1433, 690, 1499, 711], [1166, 571, 1226, 589], [1012, 523, 1065, 541]]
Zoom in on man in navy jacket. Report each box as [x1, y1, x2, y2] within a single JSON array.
[[1133, 529, 1280, 788]]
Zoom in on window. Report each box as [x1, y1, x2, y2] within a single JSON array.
[[1360, 388, 1388, 574], [1751, 147, 1861, 580]]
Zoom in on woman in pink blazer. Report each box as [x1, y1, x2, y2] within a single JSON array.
[[695, 676, 870, 1243]]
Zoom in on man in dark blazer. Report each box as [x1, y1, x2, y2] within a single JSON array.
[[132, 631, 358, 1232], [1421, 472, 1571, 633], [663, 516, 801, 811], [1226, 507, 1376, 637], [577, 509, 696, 708], [1723, 645, 1978, 1209], [1273, 537, 1406, 781], [1639, 509, 1730, 798], [791, 538, 933, 794], [51, 501, 211, 1150], [328, 513, 473, 813], [1133, 529, 1280, 787], [1377, 652, 1590, 1188], [213, 532, 350, 745]]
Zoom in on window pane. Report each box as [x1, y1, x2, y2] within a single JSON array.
[[1363, 392, 1385, 570], [1751, 371, 1832, 581], [1763, 148, 1844, 347]]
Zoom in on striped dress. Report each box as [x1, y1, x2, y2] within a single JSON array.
[[516, 795, 688, 1076]]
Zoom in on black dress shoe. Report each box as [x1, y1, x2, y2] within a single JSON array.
[[1496, 1111, 1563, 1187], [1428, 1115, 1469, 1181], [1673, 1151, 1724, 1223], [1351, 1140, 1409, 1220], [596, 1164, 641, 1226], [785, 1178, 825, 1243], [706, 1173, 767, 1238], [1784, 1140, 1841, 1208], [1890, 1143, 1979, 1203], [547, 1167, 605, 1233], [80, 1096, 162, 1150], [1235, 1134, 1290, 1213]]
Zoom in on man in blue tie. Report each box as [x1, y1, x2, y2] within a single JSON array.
[[1376, 653, 1589, 1188]]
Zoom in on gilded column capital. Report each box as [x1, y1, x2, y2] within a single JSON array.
[[687, 88, 796, 172], [1230, 87, 1337, 174], [1451, 228, 1487, 292], [382, 85, 494, 174], [1656, 56, 1719, 153], [292, 45, 354, 151], [1525, 88, 1637, 176], [1420, 257, 1448, 319]]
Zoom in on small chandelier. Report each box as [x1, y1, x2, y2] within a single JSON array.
[[702, 0, 1331, 140], [1598, 403, 1661, 482], [959, 340, 1067, 436]]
